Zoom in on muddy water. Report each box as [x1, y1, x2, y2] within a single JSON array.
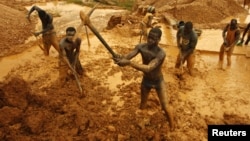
[[0, 1, 126, 81]]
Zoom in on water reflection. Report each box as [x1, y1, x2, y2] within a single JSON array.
[[197, 29, 223, 52]]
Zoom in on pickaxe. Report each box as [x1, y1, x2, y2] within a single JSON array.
[[65, 60, 83, 95], [79, 6, 118, 58], [139, 30, 143, 43], [76, 3, 99, 48]]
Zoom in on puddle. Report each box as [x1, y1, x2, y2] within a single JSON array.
[[107, 72, 122, 91], [112, 95, 124, 107], [0, 45, 58, 81]]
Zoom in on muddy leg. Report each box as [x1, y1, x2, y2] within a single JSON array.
[[226, 46, 234, 67], [164, 106, 174, 131], [218, 44, 225, 69], [245, 36, 250, 45], [156, 81, 175, 131], [59, 63, 69, 87], [187, 52, 195, 76], [227, 55, 231, 67], [42, 35, 51, 56], [140, 84, 151, 109], [175, 53, 181, 68], [51, 33, 60, 53], [75, 59, 84, 75]]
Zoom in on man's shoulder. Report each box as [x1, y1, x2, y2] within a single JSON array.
[[59, 38, 67, 45], [137, 43, 147, 48], [158, 47, 166, 56], [177, 27, 184, 34], [75, 37, 82, 42], [144, 13, 153, 19], [145, 12, 153, 16]]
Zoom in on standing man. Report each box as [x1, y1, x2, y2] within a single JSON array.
[[140, 6, 156, 42], [58, 27, 83, 86], [114, 28, 175, 131], [175, 21, 198, 76], [27, 5, 59, 56], [218, 19, 240, 69], [240, 22, 250, 46]]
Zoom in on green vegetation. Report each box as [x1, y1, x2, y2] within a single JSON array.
[[114, 0, 135, 11], [65, 0, 83, 5], [64, 0, 135, 11]]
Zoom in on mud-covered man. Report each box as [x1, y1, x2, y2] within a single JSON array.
[[175, 21, 198, 76], [219, 19, 240, 69], [113, 28, 174, 131], [140, 6, 156, 42], [58, 27, 83, 85], [27, 5, 59, 56], [240, 22, 250, 45]]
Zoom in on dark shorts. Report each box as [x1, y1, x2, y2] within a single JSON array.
[[141, 76, 163, 89]]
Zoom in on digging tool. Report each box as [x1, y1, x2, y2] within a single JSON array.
[[70, 66, 83, 95], [79, 7, 118, 58], [84, 3, 99, 48], [139, 31, 142, 43], [31, 32, 44, 51], [85, 25, 90, 48], [63, 57, 83, 95], [75, 3, 99, 48]]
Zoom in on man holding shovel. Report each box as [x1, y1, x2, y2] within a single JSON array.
[[58, 27, 83, 93], [175, 21, 198, 76], [218, 19, 240, 69]]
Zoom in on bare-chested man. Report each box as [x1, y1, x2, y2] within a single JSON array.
[[219, 19, 240, 69], [113, 27, 174, 131], [58, 27, 83, 86], [175, 21, 198, 76], [140, 6, 155, 42], [240, 22, 250, 45], [27, 5, 59, 56]]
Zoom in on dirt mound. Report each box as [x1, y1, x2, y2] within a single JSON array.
[[0, 61, 173, 140], [0, 3, 35, 57], [140, 0, 247, 28]]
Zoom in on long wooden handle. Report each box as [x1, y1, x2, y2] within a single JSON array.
[[63, 57, 83, 94], [80, 10, 118, 58], [85, 26, 90, 47]]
